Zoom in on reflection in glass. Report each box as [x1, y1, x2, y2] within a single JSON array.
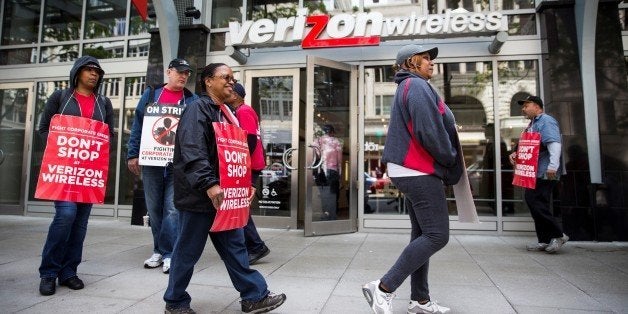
[[431, 62, 495, 216], [428, 0, 489, 14], [118, 76, 147, 206], [128, 39, 150, 57], [212, 0, 242, 29], [0, 48, 36, 65], [2, 0, 40, 45], [85, 0, 127, 39], [311, 65, 351, 221], [508, 14, 536, 35], [40, 45, 79, 63], [495, 0, 535, 10], [210, 32, 226, 52], [129, 6, 156, 35], [42, 0, 82, 43], [251, 76, 293, 217], [248, 0, 298, 21], [83, 41, 125, 59], [498, 60, 539, 216], [0, 88, 29, 205]]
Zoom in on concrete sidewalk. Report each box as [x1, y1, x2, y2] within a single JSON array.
[[1, 215, 627, 314]]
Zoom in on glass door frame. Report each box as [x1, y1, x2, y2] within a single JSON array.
[[304, 56, 358, 236], [243, 68, 300, 230], [0, 82, 35, 215]]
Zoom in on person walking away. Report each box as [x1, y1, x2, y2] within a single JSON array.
[[315, 124, 342, 220], [163, 63, 286, 314], [126, 58, 198, 273], [37, 56, 115, 295], [227, 82, 271, 265], [509, 95, 568, 253], [362, 44, 464, 314]]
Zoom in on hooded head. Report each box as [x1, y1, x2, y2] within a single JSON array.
[[69, 55, 105, 93]]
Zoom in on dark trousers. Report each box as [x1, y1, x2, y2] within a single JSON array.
[[525, 179, 563, 243], [163, 210, 268, 309], [39, 201, 92, 281], [381, 176, 449, 302], [244, 170, 265, 254]]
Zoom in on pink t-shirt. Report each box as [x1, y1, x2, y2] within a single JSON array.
[[317, 134, 342, 172], [235, 103, 266, 171]]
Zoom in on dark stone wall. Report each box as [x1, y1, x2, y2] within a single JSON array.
[[540, 1, 628, 241]]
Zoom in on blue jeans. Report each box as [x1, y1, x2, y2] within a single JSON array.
[[244, 216, 265, 254], [381, 176, 449, 302], [39, 201, 92, 281], [164, 210, 269, 309], [142, 165, 178, 258]]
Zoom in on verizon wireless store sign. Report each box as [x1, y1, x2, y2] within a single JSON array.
[[229, 9, 508, 49]]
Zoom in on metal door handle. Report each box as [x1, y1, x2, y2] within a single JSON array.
[[282, 147, 296, 170], [308, 145, 323, 169], [0, 149, 4, 166]]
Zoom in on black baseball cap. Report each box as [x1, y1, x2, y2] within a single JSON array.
[[83, 62, 105, 76], [168, 58, 192, 72], [517, 95, 544, 108]]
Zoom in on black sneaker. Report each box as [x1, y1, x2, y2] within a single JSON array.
[[248, 245, 270, 265], [164, 305, 196, 314], [241, 292, 286, 313], [39, 277, 56, 296], [59, 276, 84, 290]]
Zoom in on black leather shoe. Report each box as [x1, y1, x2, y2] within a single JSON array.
[[59, 276, 84, 290], [39, 277, 56, 295], [248, 245, 270, 265]]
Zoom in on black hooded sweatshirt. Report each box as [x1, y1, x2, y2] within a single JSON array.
[[38, 55, 115, 142]]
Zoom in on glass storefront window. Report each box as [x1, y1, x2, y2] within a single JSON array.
[[39, 45, 79, 63], [0, 48, 36, 65], [2, 0, 40, 45], [210, 32, 227, 52], [497, 59, 539, 216], [129, 6, 156, 35], [118, 76, 147, 206], [212, 0, 243, 29], [128, 39, 150, 57], [428, 0, 489, 14], [84, 0, 127, 39], [248, 0, 298, 21], [431, 62, 496, 216], [83, 41, 125, 59], [495, 0, 535, 10], [508, 14, 536, 35], [42, 0, 82, 43]]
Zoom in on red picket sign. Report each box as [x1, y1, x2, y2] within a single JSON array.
[[512, 131, 541, 189], [210, 122, 252, 232], [35, 114, 110, 203]]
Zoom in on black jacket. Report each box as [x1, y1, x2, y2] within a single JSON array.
[[173, 95, 227, 213], [38, 55, 115, 142]]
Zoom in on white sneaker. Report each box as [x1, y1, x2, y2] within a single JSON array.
[[407, 300, 450, 313], [162, 258, 171, 273], [545, 234, 569, 254], [362, 280, 394, 314], [526, 242, 549, 251], [144, 253, 163, 268]]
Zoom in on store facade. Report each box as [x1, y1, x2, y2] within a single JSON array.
[[0, 0, 626, 240]]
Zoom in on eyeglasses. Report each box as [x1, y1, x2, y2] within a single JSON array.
[[213, 74, 237, 83]]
